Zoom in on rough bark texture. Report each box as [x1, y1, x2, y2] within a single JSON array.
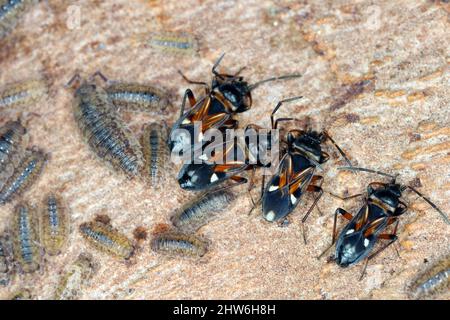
[[0, 0, 449, 300]]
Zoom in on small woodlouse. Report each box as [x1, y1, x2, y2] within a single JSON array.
[[170, 190, 235, 233], [0, 0, 37, 39], [0, 148, 47, 205], [40, 193, 69, 256], [0, 235, 10, 286], [147, 31, 199, 55], [0, 78, 47, 109], [79, 219, 134, 260], [140, 122, 169, 187], [0, 120, 27, 185], [54, 252, 97, 300], [408, 255, 450, 299], [11, 202, 41, 273], [9, 288, 33, 300], [106, 82, 171, 112], [70, 76, 144, 177], [151, 232, 208, 258]]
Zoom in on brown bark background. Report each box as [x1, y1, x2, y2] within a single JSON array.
[[0, 0, 449, 299]]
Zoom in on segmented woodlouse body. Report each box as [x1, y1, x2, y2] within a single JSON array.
[[147, 31, 199, 55], [0, 0, 37, 39], [40, 193, 69, 256], [0, 235, 10, 286], [106, 82, 171, 112], [71, 79, 144, 177], [408, 255, 450, 299], [54, 252, 97, 300], [0, 78, 47, 109], [0, 148, 47, 205], [9, 288, 33, 300], [0, 121, 27, 186], [11, 203, 40, 273], [140, 122, 169, 187], [170, 190, 235, 233], [79, 220, 134, 260], [151, 232, 208, 257]]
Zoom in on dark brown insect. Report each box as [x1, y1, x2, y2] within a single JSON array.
[[140, 122, 170, 187], [170, 189, 235, 233], [11, 202, 41, 273], [67, 74, 144, 177], [151, 232, 208, 258], [0, 0, 37, 39], [408, 255, 450, 299], [0, 148, 47, 205], [54, 252, 98, 300], [79, 218, 134, 260], [0, 78, 47, 109], [39, 193, 69, 256]]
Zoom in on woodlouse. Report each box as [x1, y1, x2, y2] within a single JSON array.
[[106, 82, 171, 112], [79, 219, 134, 260], [0, 148, 47, 205], [170, 190, 235, 233], [140, 122, 170, 187], [147, 31, 199, 55], [54, 252, 97, 300], [39, 193, 69, 256], [11, 202, 41, 273], [70, 75, 144, 177], [0, 78, 48, 109], [151, 232, 208, 258], [0, 235, 10, 286], [0, 120, 27, 186], [408, 255, 450, 299], [0, 0, 37, 39]]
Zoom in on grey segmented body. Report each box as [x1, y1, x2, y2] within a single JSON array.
[[72, 81, 144, 177], [151, 232, 208, 257], [0, 148, 47, 205], [170, 190, 235, 233]]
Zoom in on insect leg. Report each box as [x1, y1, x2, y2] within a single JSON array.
[[301, 177, 324, 244], [322, 131, 352, 168], [177, 70, 209, 88], [89, 71, 109, 83], [359, 220, 399, 281], [317, 208, 354, 259], [179, 89, 196, 117]]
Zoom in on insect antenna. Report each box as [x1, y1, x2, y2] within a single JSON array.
[[404, 185, 450, 225], [249, 73, 302, 91], [270, 96, 304, 129], [338, 166, 397, 180]]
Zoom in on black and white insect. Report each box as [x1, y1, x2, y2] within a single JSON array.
[[319, 167, 450, 280]]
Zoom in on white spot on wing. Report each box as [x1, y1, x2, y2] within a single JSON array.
[[346, 229, 354, 235], [265, 211, 276, 222], [210, 173, 219, 183], [364, 238, 370, 247], [290, 194, 297, 204], [181, 118, 191, 125], [268, 185, 279, 192]]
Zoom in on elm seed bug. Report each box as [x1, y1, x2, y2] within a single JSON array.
[[319, 166, 449, 280], [168, 53, 301, 156]]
